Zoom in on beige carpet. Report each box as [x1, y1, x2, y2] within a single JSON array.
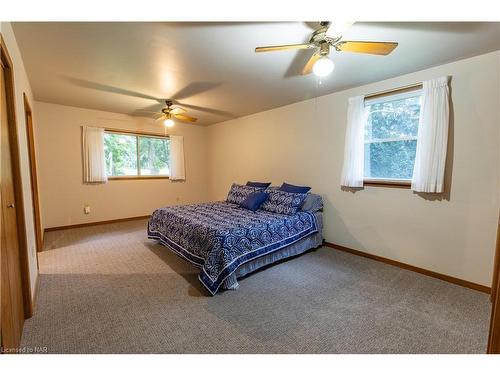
[[21, 219, 490, 353]]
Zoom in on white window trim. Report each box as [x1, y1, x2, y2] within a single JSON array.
[[365, 135, 418, 144], [363, 88, 422, 184], [364, 89, 422, 106], [104, 130, 170, 179]]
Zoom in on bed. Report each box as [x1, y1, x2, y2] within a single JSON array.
[[147, 191, 323, 295]]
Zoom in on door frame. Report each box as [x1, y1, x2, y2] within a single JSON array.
[[487, 213, 500, 353], [23, 93, 43, 256], [1, 33, 33, 319]]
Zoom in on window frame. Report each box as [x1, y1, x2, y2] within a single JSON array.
[[104, 128, 170, 180], [363, 85, 422, 189]]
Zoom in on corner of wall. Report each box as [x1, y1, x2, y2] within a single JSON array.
[[1, 21, 39, 302]]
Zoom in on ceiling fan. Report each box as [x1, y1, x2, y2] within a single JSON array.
[[65, 78, 235, 127], [148, 100, 197, 127], [255, 22, 398, 77]]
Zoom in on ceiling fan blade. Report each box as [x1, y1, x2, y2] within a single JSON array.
[[302, 53, 321, 75], [335, 41, 398, 56], [284, 48, 316, 78], [174, 114, 198, 123], [255, 43, 315, 53], [170, 107, 186, 115], [155, 114, 166, 121]]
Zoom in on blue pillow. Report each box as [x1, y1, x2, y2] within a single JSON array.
[[300, 193, 323, 212], [279, 182, 311, 194], [226, 183, 265, 205], [261, 190, 307, 215], [239, 192, 269, 212], [246, 181, 271, 188]]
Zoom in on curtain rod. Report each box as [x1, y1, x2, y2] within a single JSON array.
[[364, 82, 423, 100], [104, 127, 169, 138]]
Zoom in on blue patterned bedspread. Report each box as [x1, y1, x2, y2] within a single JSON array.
[[147, 201, 318, 295]]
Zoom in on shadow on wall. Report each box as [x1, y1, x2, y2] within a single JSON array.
[[322, 196, 366, 249], [322, 200, 407, 266], [323, 190, 468, 273], [341, 186, 364, 194]]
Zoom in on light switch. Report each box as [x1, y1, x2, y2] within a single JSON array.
[[84, 205, 91, 214]]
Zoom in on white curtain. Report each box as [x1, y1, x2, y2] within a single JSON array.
[[169, 135, 185, 181], [83, 126, 107, 183], [340, 96, 368, 188], [411, 76, 450, 193]]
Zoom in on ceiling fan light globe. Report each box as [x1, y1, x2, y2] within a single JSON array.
[[163, 118, 175, 127], [313, 56, 334, 77]]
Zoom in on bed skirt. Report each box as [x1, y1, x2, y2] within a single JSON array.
[[222, 230, 323, 290], [222, 211, 323, 290]]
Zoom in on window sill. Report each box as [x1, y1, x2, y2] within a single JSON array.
[[108, 176, 170, 180], [363, 179, 411, 189]]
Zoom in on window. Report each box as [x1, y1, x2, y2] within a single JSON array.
[[104, 131, 170, 178], [364, 88, 422, 184]]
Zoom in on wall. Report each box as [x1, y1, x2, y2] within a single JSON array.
[[12, 34, 499, 291], [0, 22, 38, 300], [35, 102, 209, 229], [207, 51, 500, 287]]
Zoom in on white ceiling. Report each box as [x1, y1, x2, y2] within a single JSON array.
[[12, 22, 500, 125]]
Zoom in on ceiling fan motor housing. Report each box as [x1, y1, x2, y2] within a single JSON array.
[[319, 42, 330, 56], [162, 100, 174, 114]]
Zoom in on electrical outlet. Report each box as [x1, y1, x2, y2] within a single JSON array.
[[84, 205, 91, 215]]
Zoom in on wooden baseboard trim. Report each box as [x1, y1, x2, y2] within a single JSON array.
[[44, 215, 151, 232], [324, 241, 491, 294]]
